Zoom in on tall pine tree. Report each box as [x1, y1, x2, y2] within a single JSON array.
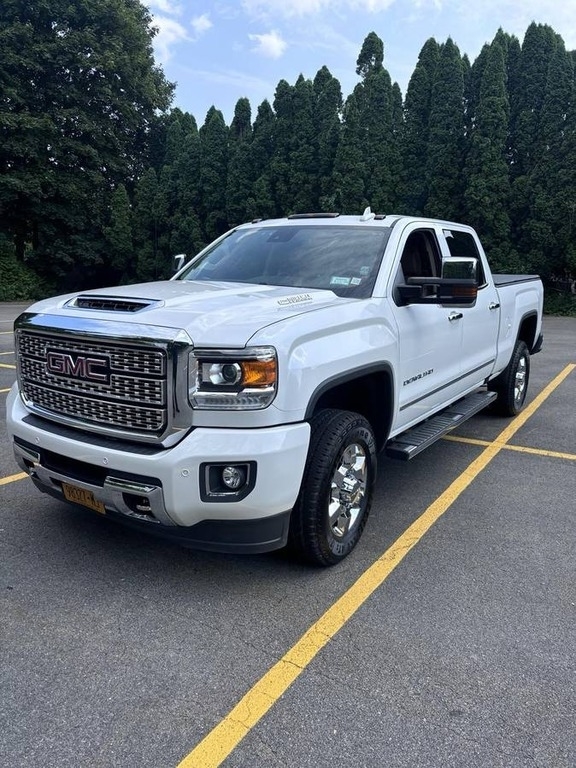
[[424, 39, 466, 220]]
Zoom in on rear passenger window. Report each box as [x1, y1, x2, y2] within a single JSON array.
[[442, 230, 486, 286]]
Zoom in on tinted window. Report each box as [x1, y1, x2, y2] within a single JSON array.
[[177, 225, 391, 298], [443, 229, 486, 285]]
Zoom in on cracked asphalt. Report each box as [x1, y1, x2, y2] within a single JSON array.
[[1, 302, 575, 768]]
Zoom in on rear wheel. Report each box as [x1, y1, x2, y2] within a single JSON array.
[[288, 409, 376, 566], [489, 340, 530, 416]]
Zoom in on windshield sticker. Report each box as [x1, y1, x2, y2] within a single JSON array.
[[330, 276, 351, 286], [277, 293, 313, 306], [350, 277, 362, 286]]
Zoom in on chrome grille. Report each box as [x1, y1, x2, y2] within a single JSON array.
[[19, 358, 165, 404], [18, 334, 164, 375], [17, 331, 167, 435]]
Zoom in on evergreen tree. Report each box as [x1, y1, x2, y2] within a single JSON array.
[[463, 37, 512, 269], [199, 107, 229, 240], [226, 97, 253, 226], [508, 25, 572, 275], [170, 117, 204, 256], [356, 31, 384, 78], [313, 67, 343, 210], [349, 33, 399, 213], [332, 90, 367, 211], [288, 75, 317, 212], [519, 37, 574, 276], [400, 38, 440, 214], [245, 100, 276, 220], [104, 184, 133, 283], [389, 82, 404, 211], [424, 39, 466, 219], [132, 168, 160, 282], [270, 80, 295, 213]]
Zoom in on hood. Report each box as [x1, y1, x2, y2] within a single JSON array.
[[25, 280, 345, 347]]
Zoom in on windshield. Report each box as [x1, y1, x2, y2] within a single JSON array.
[[177, 225, 391, 298]]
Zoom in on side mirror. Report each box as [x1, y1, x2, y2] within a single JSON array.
[[397, 258, 479, 307], [397, 279, 478, 306], [442, 257, 479, 281], [173, 254, 186, 273]]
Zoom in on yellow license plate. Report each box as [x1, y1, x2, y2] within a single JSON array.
[[62, 482, 106, 515]]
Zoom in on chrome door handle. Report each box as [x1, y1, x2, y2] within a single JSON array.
[[448, 312, 463, 322], [489, 302, 500, 310]]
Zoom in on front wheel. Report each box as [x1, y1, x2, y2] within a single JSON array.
[[489, 339, 530, 416], [288, 409, 377, 566]]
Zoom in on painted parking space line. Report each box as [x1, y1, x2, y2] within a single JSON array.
[[176, 362, 576, 768], [0, 472, 27, 486], [0, 363, 16, 369], [0, 351, 14, 356], [0, 388, 11, 394], [444, 435, 576, 462]]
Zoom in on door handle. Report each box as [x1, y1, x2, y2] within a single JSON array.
[[448, 312, 463, 322], [489, 302, 500, 310]]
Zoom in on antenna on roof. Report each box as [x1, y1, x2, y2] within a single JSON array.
[[360, 206, 375, 222]]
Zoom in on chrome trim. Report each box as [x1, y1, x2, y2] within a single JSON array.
[[104, 477, 158, 495], [400, 359, 496, 411], [14, 312, 194, 446], [13, 441, 174, 526]]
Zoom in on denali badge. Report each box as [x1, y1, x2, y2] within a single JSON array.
[[46, 349, 111, 384]]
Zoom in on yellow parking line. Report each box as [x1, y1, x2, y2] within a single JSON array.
[[0, 363, 16, 369], [176, 362, 576, 768], [0, 472, 27, 486], [445, 435, 576, 461], [0, 330, 13, 334], [444, 435, 491, 447], [0, 388, 11, 394]]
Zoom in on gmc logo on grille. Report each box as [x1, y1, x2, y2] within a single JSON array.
[[46, 349, 111, 384]]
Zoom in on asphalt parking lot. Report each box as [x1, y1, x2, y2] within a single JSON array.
[[1, 302, 575, 768]]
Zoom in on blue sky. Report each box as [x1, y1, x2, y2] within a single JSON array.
[[146, 1, 576, 125]]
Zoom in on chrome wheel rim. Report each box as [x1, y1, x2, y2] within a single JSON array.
[[328, 442, 368, 539], [514, 355, 527, 406]]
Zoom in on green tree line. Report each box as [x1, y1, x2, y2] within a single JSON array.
[[1, 2, 576, 302]]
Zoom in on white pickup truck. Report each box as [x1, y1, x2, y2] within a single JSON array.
[[7, 211, 543, 565]]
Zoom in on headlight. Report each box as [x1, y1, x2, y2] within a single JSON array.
[[189, 346, 277, 410]]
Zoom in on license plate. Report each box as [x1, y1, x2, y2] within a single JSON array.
[[62, 482, 106, 515]]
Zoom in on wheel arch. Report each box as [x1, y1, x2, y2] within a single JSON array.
[[305, 364, 394, 452], [517, 311, 539, 352]]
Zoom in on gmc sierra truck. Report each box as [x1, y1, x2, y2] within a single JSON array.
[[6, 211, 544, 565]]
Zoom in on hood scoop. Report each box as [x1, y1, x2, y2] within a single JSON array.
[[66, 295, 160, 313]]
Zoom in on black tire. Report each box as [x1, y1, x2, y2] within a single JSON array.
[[488, 340, 530, 416], [288, 409, 377, 566]]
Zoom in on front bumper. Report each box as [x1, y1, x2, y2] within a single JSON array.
[[7, 386, 310, 554]]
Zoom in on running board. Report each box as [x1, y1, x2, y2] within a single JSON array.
[[385, 390, 497, 461]]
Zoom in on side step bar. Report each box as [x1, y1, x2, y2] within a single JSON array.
[[385, 390, 497, 461]]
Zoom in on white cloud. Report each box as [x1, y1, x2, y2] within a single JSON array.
[[152, 16, 189, 63], [242, 0, 396, 18], [248, 30, 288, 58], [191, 13, 213, 37], [180, 67, 273, 92], [148, 0, 182, 14]]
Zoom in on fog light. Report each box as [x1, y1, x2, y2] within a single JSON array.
[[222, 465, 245, 490], [200, 461, 257, 502]]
